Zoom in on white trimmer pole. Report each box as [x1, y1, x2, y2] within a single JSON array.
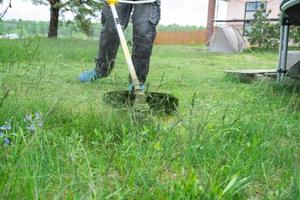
[[109, 3, 141, 90], [118, 0, 156, 4], [104, 0, 176, 113]]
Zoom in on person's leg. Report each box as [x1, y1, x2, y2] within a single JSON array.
[[79, 3, 132, 82], [131, 2, 161, 85], [96, 3, 132, 77]]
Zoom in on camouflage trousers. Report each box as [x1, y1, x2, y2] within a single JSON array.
[[95, 1, 161, 83]]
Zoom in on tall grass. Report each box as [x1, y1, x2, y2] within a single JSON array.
[[0, 38, 299, 199]]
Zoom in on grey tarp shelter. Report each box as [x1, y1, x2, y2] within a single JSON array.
[[277, 0, 300, 81], [208, 26, 246, 53]]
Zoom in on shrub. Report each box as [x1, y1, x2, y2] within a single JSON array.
[[247, 7, 280, 49], [248, 6, 300, 49]]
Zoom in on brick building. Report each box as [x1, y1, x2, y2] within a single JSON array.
[[225, 0, 281, 34]]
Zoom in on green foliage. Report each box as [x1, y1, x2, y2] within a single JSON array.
[[291, 27, 300, 44], [67, 0, 103, 36], [31, 0, 103, 36], [248, 4, 300, 49], [0, 38, 300, 199], [0, 20, 206, 40], [247, 5, 280, 48], [157, 24, 205, 32], [0, 20, 103, 39]]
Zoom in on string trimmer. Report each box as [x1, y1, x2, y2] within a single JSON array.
[[104, 0, 178, 114]]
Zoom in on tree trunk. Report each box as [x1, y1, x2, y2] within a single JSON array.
[[48, 7, 59, 38]]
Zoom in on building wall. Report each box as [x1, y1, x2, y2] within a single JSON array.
[[225, 0, 281, 34], [226, 0, 281, 20]]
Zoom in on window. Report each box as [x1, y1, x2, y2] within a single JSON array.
[[243, 1, 267, 35]]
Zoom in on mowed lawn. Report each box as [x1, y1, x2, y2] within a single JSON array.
[[0, 38, 300, 199]]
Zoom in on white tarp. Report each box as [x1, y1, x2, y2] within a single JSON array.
[[209, 26, 246, 53], [0, 33, 20, 39], [287, 51, 300, 69], [287, 51, 300, 79]]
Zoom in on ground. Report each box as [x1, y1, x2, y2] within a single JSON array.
[[0, 38, 299, 199]]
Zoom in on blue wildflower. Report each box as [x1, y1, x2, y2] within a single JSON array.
[[38, 121, 44, 127], [35, 112, 41, 120], [0, 124, 12, 131], [26, 124, 35, 132], [6, 125, 11, 130], [4, 138, 10, 145], [0, 132, 3, 138], [24, 114, 33, 122], [11, 132, 17, 137]]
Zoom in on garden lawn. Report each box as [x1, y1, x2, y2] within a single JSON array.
[[0, 38, 300, 199]]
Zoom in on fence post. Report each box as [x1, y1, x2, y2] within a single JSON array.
[[206, 0, 216, 44]]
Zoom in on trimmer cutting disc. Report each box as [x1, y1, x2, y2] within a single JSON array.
[[103, 90, 179, 115]]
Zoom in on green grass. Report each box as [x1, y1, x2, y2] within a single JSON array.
[[0, 38, 300, 199]]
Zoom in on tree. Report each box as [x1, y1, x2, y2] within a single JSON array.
[[0, 0, 12, 20], [248, 2, 300, 48], [32, 0, 102, 38], [247, 3, 280, 48]]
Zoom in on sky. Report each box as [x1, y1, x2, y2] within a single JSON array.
[[1, 0, 228, 26]]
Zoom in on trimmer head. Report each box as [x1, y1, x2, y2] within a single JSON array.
[[103, 90, 179, 115], [132, 91, 151, 113]]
